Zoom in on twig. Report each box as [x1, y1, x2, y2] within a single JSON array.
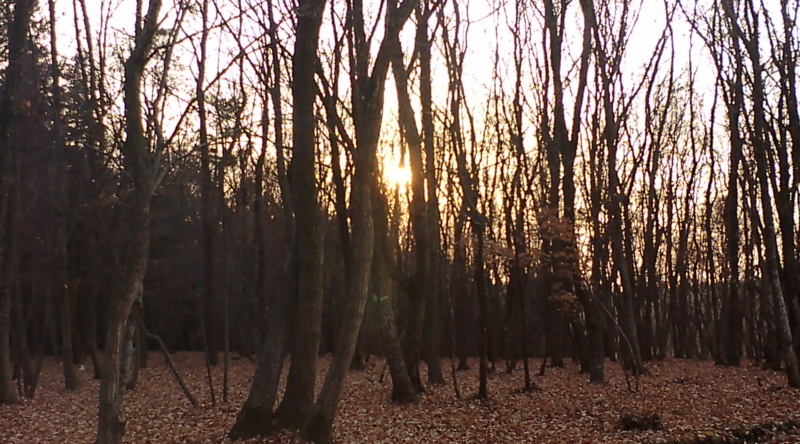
[[138, 321, 199, 407]]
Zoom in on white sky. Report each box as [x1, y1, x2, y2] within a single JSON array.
[[47, 0, 785, 207]]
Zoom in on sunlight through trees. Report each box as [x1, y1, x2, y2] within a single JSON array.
[[0, 0, 799, 442]]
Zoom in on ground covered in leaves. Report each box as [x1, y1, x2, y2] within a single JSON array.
[[1, 353, 799, 443]]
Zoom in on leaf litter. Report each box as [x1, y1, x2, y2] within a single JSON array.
[[1, 353, 799, 443]]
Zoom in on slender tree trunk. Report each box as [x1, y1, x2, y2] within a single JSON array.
[[722, 30, 744, 366], [452, 211, 471, 371], [374, 188, 418, 403], [88, 263, 103, 379], [11, 270, 34, 396], [390, 31, 429, 395], [228, 0, 295, 434], [474, 222, 490, 400], [772, 6, 800, 359], [227, 279, 291, 439], [584, 0, 645, 374], [196, 0, 219, 368], [59, 273, 79, 391], [47, 0, 80, 393], [418, 2, 444, 386]]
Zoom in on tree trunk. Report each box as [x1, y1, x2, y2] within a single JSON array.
[[390, 31, 429, 395], [300, 160, 373, 444], [733, 1, 800, 386], [474, 222, 490, 400], [272, 0, 326, 430], [59, 274, 79, 391], [96, 1, 161, 441], [196, 0, 219, 368], [300, 2, 417, 441], [418, 2, 444, 387], [88, 268, 103, 379], [722, 26, 745, 366], [0, 0, 37, 406], [374, 189, 418, 403], [227, 279, 291, 439]]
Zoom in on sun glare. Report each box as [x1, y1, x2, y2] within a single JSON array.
[[385, 164, 412, 187]]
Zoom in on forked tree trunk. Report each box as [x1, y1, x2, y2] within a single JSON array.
[[226, 283, 291, 439], [300, 159, 374, 444], [271, 0, 326, 431], [583, 0, 646, 375], [228, 0, 295, 436], [96, 0, 161, 442], [722, 50, 744, 366], [299, 2, 417, 442]]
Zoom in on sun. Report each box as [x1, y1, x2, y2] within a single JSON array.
[[385, 164, 412, 187]]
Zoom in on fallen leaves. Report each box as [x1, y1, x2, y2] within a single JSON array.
[[1, 353, 799, 443]]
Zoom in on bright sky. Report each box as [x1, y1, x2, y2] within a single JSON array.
[[49, 0, 759, 202]]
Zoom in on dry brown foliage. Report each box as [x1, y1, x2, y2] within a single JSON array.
[[1, 353, 799, 443]]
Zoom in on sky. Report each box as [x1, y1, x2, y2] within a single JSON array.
[[46, 0, 756, 199]]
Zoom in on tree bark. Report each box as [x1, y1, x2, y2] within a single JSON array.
[[390, 24, 429, 395], [583, 0, 645, 375], [373, 188, 418, 404], [271, 0, 326, 430], [96, 0, 161, 441], [726, 0, 800, 386], [0, 0, 37, 406], [417, 1, 444, 387], [299, 1, 418, 442]]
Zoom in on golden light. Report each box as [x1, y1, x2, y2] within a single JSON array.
[[385, 163, 412, 187]]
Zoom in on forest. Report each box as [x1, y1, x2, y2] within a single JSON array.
[[0, 0, 799, 442]]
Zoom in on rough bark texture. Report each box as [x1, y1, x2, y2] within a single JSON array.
[[299, 158, 374, 444]]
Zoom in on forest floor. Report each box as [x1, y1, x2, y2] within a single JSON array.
[[1, 352, 799, 443]]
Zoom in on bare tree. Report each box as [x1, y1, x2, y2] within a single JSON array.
[[721, 0, 800, 386], [299, 1, 419, 442], [96, 0, 162, 441], [269, 0, 327, 432], [0, 0, 37, 406]]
